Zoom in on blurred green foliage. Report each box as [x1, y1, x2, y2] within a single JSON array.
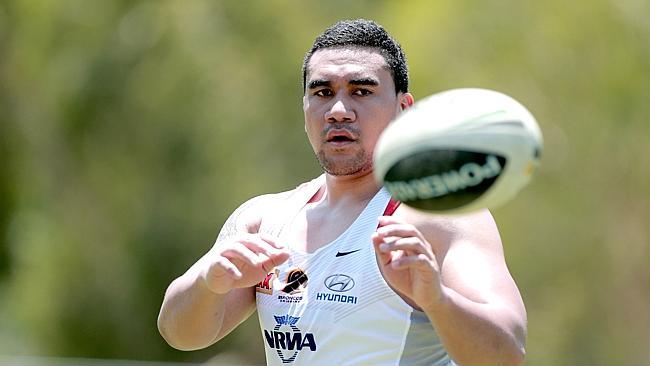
[[1, 0, 648, 365]]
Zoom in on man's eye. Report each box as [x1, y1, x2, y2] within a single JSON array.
[[314, 89, 333, 97], [353, 89, 372, 96]]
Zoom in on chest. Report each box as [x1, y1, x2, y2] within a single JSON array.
[[279, 203, 368, 253]]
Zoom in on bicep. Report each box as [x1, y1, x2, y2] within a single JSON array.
[[437, 211, 525, 316]]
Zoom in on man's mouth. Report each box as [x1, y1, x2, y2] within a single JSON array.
[[325, 130, 357, 145], [328, 135, 354, 142]]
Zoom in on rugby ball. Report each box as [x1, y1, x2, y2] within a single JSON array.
[[374, 88, 542, 213]]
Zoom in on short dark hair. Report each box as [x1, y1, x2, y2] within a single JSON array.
[[302, 19, 409, 94]]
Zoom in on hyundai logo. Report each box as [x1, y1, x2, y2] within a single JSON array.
[[324, 274, 355, 292]]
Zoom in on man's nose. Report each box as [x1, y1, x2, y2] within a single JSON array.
[[325, 99, 356, 122]]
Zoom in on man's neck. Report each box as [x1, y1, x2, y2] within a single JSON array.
[[322, 171, 381, 206]]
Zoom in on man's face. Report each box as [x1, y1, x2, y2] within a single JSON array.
[[303, 47, 413, 177]]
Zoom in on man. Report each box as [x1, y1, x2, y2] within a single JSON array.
[[158, 19, 527, 366]]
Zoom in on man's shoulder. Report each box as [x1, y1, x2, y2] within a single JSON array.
[[235, 176, 324, 225], [394, 205, 501, 251], [248, 176, 323, 207], [214, 183, 314, 244], [235, 190, 291, 217]]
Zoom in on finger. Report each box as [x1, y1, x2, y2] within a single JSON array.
[[390, 253, 432, 270], [258, 233, 285, 250], [372, 232, 405, 251], [372, 231, 386, 246], [377, 215, 405, 227], [262, 250, 290, 270], [211, 257, 243, 280], [257, 250, 290, 273], [234, 234, 290, 273], [238, 234, 288, 257], [221, 245, 265, 268], [378, 237, 430, 256], [372, 232, 394, 266], [376, 223, 423, 241], [256, 252, 271, 273]]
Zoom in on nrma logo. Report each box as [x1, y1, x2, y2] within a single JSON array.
[[264, 315, 317, 364]]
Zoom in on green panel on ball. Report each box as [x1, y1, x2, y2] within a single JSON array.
[[383, 150, 507, 211]]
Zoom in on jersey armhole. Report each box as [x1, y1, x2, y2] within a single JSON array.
[[382, 198, 401, 216]]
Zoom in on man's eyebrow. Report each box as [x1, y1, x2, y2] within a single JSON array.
[[307, 77, 379, 90], [307, 79, 331, 89], [349, 78, 379, 86]]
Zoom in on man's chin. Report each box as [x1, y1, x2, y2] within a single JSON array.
[[316, 150, 373, 177], [325, 168, 363, 176], [320, 162, 373, 177]]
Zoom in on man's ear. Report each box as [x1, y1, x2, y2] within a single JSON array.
[[399, 92, 415, 111]]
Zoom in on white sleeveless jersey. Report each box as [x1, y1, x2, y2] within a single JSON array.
[[256, 176, 456, 366]]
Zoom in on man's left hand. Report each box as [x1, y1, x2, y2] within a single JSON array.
[[372, 216, 445, 311]]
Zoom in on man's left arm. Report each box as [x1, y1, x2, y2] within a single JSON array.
[[373, 208, 527, 366]]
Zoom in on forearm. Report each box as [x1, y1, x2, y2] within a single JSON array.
[[157, 271, 227, 351], [424, 286, 526, 366]]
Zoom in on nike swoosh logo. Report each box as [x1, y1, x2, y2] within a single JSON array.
[[335, 249, 361, 257]]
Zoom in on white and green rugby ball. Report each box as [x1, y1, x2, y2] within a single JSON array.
[[374, 88, 543, 213]]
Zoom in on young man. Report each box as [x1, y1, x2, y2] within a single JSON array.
[[158, 19, 527, 366]]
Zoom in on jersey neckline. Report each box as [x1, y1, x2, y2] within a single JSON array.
[[278, 179, 392, 257]]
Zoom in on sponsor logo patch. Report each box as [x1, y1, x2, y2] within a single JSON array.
[[335, 249, 361, 257], [317, 274, 358, 304], [315, 292, 358, 304], [281, 268, 308, 294], [278, 268, 308, 303], [264, 315, 317, 363], [256, 270, 278, 295], [323, 274, 355, 292]]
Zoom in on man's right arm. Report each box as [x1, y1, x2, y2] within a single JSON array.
[[157, 195, 290, 351]]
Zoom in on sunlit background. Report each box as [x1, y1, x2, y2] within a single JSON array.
[[1, 1, 649, 365]]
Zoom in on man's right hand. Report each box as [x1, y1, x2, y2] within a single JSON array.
[[200, 233, 290, 295]]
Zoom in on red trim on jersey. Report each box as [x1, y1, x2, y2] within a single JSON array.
[[307, 186, 325, 203], [383, 198, 401, 216]]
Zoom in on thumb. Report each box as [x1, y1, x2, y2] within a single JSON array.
[[260, 248, 290, 271], [372, 232, 392, 266], [259, 232, 287, 251]]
